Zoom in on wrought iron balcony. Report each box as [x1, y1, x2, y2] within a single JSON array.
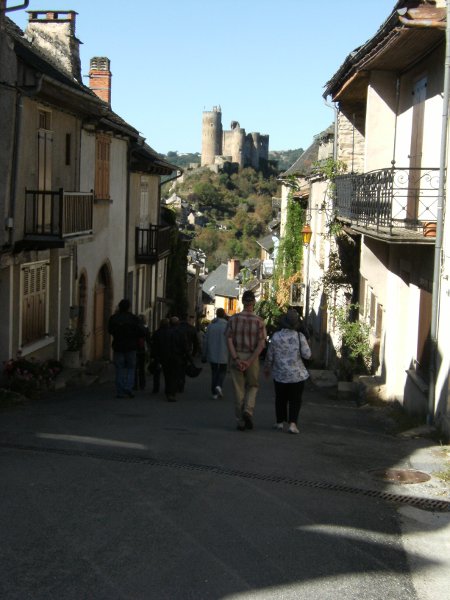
[[135, 225, 171, 264], [17, 188, 94, 250], [334, 167, 440, 241]]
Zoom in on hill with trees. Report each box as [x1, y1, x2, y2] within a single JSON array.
[[162, 166, 279, 271], [162, 149, 305, 174]]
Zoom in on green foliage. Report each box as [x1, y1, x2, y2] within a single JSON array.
[[274, 191, 305, 285], [255, 298, 284, 335], [311, 157, 347, 182], [332, 303, 371, 379], [164, 151, 201, 168], [177, 167, 278, 270]]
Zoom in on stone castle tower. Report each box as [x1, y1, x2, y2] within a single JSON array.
[[201, 106, 269, 170]]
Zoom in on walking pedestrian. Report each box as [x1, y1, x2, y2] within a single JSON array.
[[202, 307, 229, 399], [149, 319, 166, 394], [263, 308, 311, 434], [134, 314, 151, 390], [152, 316, 189, 402], [226, 290, 267, 431], [108, 299, 142, 398], [178, 313, 200, 358]]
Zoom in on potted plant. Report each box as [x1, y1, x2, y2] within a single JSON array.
[[63, 326, 86, 368]]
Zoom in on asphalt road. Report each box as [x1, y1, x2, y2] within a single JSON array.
[[1, 364, 449, 599]]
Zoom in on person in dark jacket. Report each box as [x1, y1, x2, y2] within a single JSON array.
[[134, 314, 151, 390], [178, 313, 200, 357], [152, 316, 189, 402], [108, 299, 142, 398]]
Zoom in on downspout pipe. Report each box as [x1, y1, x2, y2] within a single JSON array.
[[323, 96, 338, 161], [427, 1, 450, 425]]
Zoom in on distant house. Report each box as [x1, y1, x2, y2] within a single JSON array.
[[202, 260, 241, 320]]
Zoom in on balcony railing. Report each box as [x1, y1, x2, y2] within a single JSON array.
[[334, 167, 440, 234], [135, 225, 171, 264], [22, 188, 94, 247]]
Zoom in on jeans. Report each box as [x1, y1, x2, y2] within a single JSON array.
[[113, 351, 137, 396], [210, 362, 227, 394]]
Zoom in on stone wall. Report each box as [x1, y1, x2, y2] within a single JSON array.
[[337, 109, 365, 173]]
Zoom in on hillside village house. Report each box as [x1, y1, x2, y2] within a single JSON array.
[[0, 8, 178, 366], [281, 0, 449, 437]]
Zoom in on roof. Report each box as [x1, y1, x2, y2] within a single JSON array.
[[256, 234, 275, 253], [323, 2, 446, 102], [5, 15, 172, 151], [281, 125, 334, 177], [202, 263, 240, 300], [130, 142, 179, 175]]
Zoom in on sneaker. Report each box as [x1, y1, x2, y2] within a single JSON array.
[[125, 391, 135, 398], [212, 394, 218, 400], [236, 422, 246, 431], [273, 422, 284, 431], [215, 386, 223, 398], [288, 423, 299, 434], [243, 412, 253, 430]]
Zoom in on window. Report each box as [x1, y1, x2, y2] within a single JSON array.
[[139, 177, 149, 225], [95, 134, 111, 200], [21, 262, 49, 345], [38, 109, 51, 130], [38, 109, 53, 192]]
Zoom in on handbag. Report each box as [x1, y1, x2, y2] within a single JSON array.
[[185, 361, 202, 378]]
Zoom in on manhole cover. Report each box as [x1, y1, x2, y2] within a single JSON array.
[[372, 468, 431, 484]]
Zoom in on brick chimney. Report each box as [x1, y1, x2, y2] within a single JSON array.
[[25, 11, 82, 83], [227, 258, 240, 280], [89, 57, 112, 106]]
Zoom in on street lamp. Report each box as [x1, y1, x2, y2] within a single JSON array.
[[301, 223, 312, 322], [301, 223, 312, 245]]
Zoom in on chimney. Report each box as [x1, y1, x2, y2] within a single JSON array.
[[89, 57, 112, 106], [25, 10, 82, 83], [227, 258, 240, 280]]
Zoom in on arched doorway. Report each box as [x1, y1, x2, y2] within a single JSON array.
[[93, 264, 112, 360]]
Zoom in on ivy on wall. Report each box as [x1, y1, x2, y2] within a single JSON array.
[[273, 184, 306, 307]]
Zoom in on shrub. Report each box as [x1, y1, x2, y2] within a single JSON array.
[[3, 357, 62, 399]]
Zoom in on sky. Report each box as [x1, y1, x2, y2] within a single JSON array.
[[9, 0, 397, 154]]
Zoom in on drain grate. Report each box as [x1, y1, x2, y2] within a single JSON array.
[[1, 442, 449, 513]]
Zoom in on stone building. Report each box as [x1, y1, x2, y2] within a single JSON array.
[[201, 106, 269, 170]]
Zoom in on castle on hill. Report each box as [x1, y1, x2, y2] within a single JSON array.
[[201, 106, 269, 170]]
